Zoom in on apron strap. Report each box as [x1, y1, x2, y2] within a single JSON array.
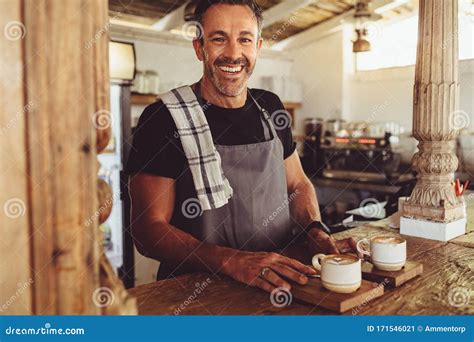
[[247, 90, 277, 141], [192, 81, 277, 141], [192, 81, 206, 108]]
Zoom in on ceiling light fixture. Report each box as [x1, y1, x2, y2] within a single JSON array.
[[349, 0, 383, 53]]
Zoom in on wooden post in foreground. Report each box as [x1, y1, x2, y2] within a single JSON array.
[[0, 0, 136, 315]]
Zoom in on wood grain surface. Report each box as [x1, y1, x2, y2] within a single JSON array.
[[291, 278, 384, 313], [356, 243, 474, 315], [129, 205, 473, 315], [361, 260, 423, 288], [0, 0, 112, 315]]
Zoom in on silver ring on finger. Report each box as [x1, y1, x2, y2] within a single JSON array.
[[259, 267, 270, 278]]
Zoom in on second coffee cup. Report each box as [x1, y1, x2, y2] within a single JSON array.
[[357, 236, 407, 271]]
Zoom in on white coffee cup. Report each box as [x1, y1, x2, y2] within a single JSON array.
[[357, 236, 406, 271], [312, 254, 362, 294]]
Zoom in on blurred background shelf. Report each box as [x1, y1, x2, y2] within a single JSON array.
[[131, 92, 159, 105]]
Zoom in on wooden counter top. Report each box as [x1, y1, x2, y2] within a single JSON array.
[[128, 198, 474, 315]]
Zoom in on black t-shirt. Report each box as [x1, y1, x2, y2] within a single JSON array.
[[125, 88, 296, 179]]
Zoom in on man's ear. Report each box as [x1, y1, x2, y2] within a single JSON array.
[[193, 39, 204, 61], [256, 37, 263, 55]]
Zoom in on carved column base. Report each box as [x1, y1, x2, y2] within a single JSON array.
[[402, 141, 465, 223], [402, 199, 465, 223]]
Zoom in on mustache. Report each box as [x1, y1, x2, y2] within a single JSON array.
[[214, 57, 249, 67]]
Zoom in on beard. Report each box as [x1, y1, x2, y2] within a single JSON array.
[[203, 51, 256, 97]]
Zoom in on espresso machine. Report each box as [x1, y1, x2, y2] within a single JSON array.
[[302, 118, 412, 183], [320, 132, 402, 182]]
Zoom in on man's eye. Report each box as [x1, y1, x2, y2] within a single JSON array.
[[212, 37, 225, 42], [240, 38, 252, 43]]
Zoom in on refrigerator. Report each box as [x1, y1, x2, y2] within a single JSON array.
[[97, 83, 135, 288]]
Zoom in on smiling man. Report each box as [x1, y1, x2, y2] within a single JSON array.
[[126, 0, 357, 293]]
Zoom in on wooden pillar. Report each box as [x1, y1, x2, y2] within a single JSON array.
[[402, 0, 465, 223], [0, 0, 123, 314], [0, 0, 33, 315]]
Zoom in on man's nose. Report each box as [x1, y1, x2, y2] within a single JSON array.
[[222, 41, 242, 62]]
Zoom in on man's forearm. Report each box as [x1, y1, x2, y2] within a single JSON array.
[[287, 178, 357, 255], [134, 221, 236, 274], [287, 178, 342, 255], [288, 176, 321, 228]]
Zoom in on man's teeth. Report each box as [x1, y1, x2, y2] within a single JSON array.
[[218, 65, 243, 73]]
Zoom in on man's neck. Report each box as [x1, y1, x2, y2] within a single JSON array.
[[199, 76, 247, 109]]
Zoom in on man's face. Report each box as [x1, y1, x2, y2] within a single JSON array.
[[193, 4, 263, 97]]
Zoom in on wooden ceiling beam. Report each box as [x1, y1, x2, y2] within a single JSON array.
[[262, 0, 320, 28], [313, 1, 349, 14]]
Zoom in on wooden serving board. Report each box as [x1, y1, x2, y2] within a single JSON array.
[[291, 277, 384, 313], [361, 260, 423, 288]]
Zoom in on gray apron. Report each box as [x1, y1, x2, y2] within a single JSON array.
[[158, 83, 292, 279]]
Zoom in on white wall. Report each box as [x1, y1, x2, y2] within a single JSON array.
[[288, 31, 344, 134], [345, 59, 474, 133]]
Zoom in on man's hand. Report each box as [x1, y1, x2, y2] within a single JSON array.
[[307, 228, 358, 256], [221, 251, 317, 293]]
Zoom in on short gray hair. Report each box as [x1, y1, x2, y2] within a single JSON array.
[[194, 0, 263, 42]]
